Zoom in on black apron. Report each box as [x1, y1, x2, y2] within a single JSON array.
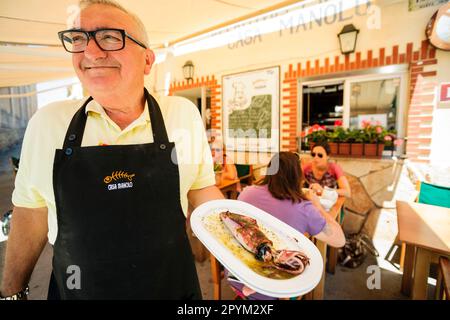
[[49, 89, 201, 299]]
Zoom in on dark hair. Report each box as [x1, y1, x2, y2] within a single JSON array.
[[259, 152, 306, 203], [311, 141, 331, 155]]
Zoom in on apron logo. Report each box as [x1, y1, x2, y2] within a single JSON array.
[[104, 171, 135, 191]]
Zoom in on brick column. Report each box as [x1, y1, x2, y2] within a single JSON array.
[[282, 64, 299, 151], [406, 40, 437, 163]]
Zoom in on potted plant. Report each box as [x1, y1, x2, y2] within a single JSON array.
[[348, 128, 364, 157], [327, 121, 341, 155], [330, 121, 350, 156], [327, 131, 339, 155], [214, 163, 223, 185], [361, 121, 388, 158], [305, 124, 327, 150]]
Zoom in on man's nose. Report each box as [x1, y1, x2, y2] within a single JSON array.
[[83, 37, 107, 59]]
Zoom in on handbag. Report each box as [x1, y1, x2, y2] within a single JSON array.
[[338, 233, 379, 268]]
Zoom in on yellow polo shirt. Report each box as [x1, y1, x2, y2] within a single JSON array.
[[12, 94, 215, 244]]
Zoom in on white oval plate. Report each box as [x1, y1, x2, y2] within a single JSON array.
[[190, 199, 323, 298]]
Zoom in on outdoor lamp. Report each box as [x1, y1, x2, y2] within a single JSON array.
[[183, 60, 194, 82], [338, 24, 359, 55]]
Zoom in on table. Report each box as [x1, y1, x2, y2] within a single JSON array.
[[311, 196, 346, 300], [217, 178, 240, 199], [397, 200, 450, 299]]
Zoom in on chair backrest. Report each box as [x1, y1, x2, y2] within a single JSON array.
[[235, 164, 250, 178], [417, 182, 450, 208]]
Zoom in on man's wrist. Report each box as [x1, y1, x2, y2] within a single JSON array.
[[0, 286, 29, 300]]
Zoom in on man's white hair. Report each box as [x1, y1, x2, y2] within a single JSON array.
[[79, 0, 149, 48]]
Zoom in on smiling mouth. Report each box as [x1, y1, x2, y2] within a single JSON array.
[[85, 66, 119, 70]]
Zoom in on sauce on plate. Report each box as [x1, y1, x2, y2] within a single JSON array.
[[203, 212, 297, 280]]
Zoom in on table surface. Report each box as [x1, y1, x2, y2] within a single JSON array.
[[329, 196, 346, 220], [396, 200, 450, 255], [216, 178, 240, 189]]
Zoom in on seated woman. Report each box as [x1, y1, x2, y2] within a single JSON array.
[[303, 141, 351, 198], [227, 152, 346, 300], [213, 146, 241, 192]]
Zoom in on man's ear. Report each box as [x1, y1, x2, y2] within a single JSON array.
[[144, 49, 155, 75]]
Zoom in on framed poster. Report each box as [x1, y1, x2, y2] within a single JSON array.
[[222, 66, 279, 152]]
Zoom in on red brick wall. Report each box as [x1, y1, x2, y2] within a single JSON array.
[[283, 40, 438, 163], [169, 75, 222, 139], [170, 41, 438, 163]]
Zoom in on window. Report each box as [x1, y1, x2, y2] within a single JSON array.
[[349, 78, 400, 131], [299, 66, 408, 155]]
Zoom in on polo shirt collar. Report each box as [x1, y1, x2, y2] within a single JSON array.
[[84, 98, 150, 132]]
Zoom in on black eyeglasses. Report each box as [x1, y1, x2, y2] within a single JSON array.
[[58, 28, 147, 53], [311, 152, 324, 158]]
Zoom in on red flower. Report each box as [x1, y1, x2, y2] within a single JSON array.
[[334, 120, 343, 127], [361, 120, 371, 129]]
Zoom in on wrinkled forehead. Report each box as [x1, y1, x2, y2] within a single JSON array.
[[68, 4, 135, 31]]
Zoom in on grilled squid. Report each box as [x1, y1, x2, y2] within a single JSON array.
[[220, 211, 309, 274]]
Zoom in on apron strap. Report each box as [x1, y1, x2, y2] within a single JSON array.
[[62, 89, 169, 151], [144, 88, 170, 145], [62, 96, 92, 150]]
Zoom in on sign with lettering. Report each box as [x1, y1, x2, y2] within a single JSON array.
[[222, 67, 280, 152], [409, 0, 448, 11], [440, 83, 450, 103]]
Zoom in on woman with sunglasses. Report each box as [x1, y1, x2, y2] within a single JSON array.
[[226, 152, 345, 300], [303, 141, 351, 198]]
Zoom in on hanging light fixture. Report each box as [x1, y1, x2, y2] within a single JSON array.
[[182, 60, 195, 82], [338, 24, 359, 55]]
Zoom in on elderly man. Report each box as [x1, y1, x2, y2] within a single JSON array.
[[0, 0, 223, 300]]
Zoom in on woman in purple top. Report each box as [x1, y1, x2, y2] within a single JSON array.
[[227, 152, 345, 300]]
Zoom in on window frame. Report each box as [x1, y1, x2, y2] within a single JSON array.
[[297, 64, 408, 155]]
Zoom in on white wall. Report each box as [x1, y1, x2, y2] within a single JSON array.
[[429, 49, 450, 166]]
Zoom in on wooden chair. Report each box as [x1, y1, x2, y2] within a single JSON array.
[[210, 254, 223, 300], [235, 164, 254, 186], [436, 257, 450, 300], [326, 207, 344, 274]]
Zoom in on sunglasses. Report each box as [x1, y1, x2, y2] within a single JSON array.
[[311, 152, 324, 158]]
